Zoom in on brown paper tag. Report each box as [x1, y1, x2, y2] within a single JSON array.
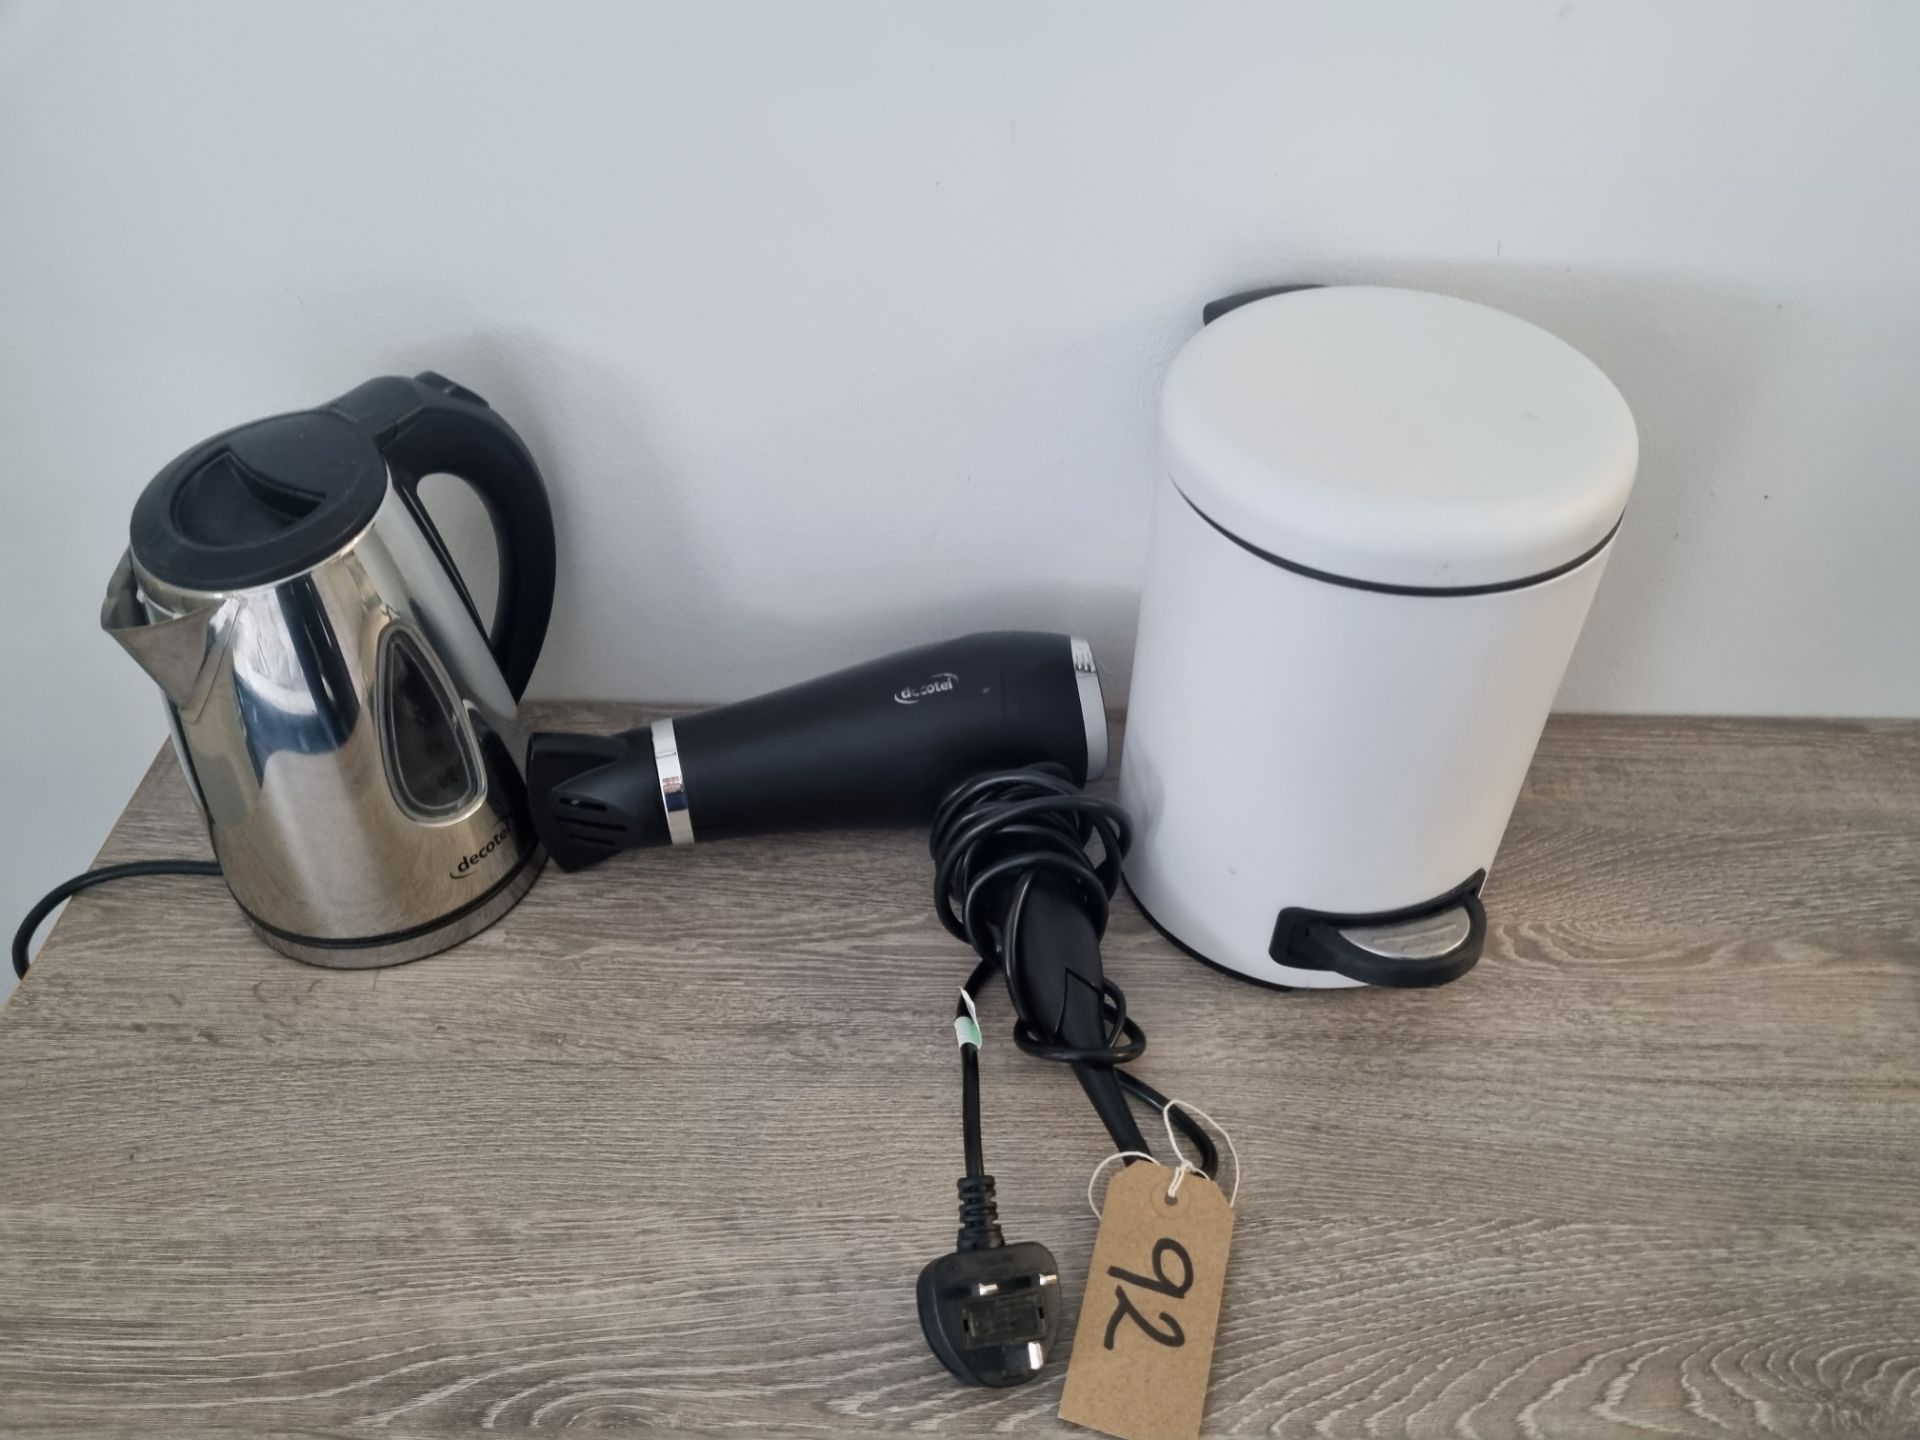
[[1059, 1161, 1234, 1440]]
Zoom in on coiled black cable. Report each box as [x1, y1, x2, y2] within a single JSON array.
[[930, 767, 1217, 1182]]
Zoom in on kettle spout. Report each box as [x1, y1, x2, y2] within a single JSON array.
[[101, 550, 229, 712]]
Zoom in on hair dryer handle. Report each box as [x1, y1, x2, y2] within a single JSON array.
[[528, 632, 1107, 870]]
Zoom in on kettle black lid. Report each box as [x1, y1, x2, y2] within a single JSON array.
[[130, 373, 479, 592]]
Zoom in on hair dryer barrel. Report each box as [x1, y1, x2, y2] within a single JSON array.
[[527, 631, 1107, 871]]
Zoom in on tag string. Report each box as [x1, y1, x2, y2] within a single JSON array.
[[1086, 1151, 1156, 1219], [1086, 1100, 1242, 1217], [1161, 1097, 1240, 1207]]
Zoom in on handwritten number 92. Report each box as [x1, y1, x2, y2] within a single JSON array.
[[1102, 1237, 1194, 1350]]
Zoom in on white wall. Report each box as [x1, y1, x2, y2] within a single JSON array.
[[4, 0, 1917, 995]]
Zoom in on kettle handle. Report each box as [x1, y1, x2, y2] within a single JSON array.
[[361, 373, 557, 700]]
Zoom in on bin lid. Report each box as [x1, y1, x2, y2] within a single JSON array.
[[1160, 286, 1638, 592]]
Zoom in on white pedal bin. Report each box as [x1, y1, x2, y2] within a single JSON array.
[[1120, 286, 1638, 989]]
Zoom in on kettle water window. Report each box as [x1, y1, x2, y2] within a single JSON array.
[[377, 625, 483, 822]]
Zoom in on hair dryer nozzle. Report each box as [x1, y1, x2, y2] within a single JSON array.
[[526, 729, 669, 871]]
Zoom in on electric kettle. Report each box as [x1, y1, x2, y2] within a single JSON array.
[[102, 372, 557, 966]]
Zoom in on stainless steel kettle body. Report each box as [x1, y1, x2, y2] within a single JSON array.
[[102, 372, 558, 966]]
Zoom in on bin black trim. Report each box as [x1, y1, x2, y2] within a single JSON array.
[[1181, 493, 1623, 598]]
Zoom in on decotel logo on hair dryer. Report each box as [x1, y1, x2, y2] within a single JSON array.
[[894, 672, 959, 705]]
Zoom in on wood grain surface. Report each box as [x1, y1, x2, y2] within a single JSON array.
[[1, 709, 1916, 1439]]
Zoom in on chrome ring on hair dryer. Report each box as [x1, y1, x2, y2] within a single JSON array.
[[525, 631, 1108, 871], [651, 719, 695, 846]]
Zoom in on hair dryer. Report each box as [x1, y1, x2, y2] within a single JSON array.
[[526, 631, 1107, 870]]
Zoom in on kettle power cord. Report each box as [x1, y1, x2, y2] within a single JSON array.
[[11, 860, 223, 979], [917, 767, 1217, 1387]]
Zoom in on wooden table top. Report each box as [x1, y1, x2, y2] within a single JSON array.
[[2, 707, 1916, 1440]]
